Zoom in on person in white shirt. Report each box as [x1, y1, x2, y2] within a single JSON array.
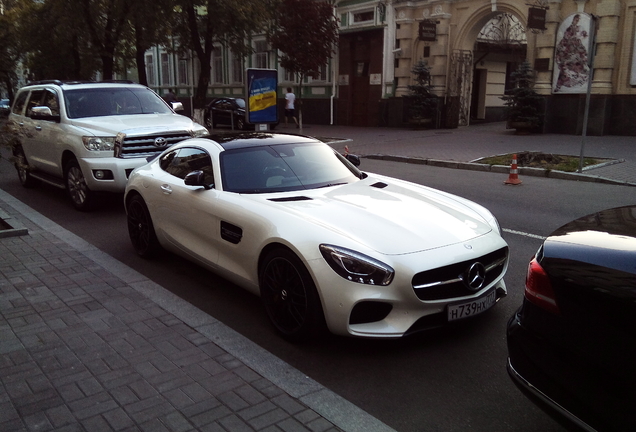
[[284, 88, 299, 128]]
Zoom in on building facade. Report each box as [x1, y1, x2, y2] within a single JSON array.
[[146, 0, 636, 135]]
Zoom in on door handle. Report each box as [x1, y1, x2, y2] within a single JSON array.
[[160, 184, 172, 194], [35, 126, 42, 131]]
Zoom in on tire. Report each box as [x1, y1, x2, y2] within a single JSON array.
[[126, 194, 161, 258], [259, 248, 326, 342], [12, 145, 38, 188], [64, 158, 92, 211], [205, 113, 214, 129]]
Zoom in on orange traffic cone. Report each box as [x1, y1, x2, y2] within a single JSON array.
[[504, 154, 522, 185]]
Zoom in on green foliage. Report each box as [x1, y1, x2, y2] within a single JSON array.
[[0, 8, 20, 97], [269, 0, 339, 80], [501, 60, 544, 129], [407, 60, 436, 120]]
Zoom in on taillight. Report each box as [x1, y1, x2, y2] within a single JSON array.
[[524, 257, 560, 315]]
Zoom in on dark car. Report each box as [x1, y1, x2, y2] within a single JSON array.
[[204, 97, 277, 131], [507, 206, 636, 432], [0, 98, 10, 117]]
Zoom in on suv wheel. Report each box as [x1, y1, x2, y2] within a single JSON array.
[[237, 117, 246, 130], [64, 159, 92, 211], [13, 145, 39, 188]]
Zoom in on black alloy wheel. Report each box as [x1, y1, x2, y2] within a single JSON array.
[[259, 248, 325, 342], [64, 158, 92, 211], [13, 145, 38, 188], [205, 112, 214, 129], [236, 117, 245, 130], [127, 194, 160, 258]]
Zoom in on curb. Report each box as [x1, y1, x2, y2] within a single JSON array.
[[363, 154, 636, 187]]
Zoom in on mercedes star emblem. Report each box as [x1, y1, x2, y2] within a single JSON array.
[[465, 262, 486, 291]]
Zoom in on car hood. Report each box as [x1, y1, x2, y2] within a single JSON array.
[[69, 113, 203, 136], [256, 177, 493, 255]]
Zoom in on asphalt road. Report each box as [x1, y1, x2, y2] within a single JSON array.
[[1, 153, 635, 431]]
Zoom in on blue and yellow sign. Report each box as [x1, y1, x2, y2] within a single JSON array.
[[246, 69, 278, 124]]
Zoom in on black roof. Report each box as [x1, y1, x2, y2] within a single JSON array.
[[206, 132, 321, 150]]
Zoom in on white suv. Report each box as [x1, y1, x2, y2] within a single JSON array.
[[8, 80, 209, 210]]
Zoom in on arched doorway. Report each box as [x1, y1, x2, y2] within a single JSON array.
[[453, 10, 528, 126]]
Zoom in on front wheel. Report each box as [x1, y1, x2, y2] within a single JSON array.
[[64, 158, 92, 211], [126, 194, 161, 258], [259, 248, 325, 342]]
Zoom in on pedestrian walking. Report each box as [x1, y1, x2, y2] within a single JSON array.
[[284, 87, 299, 128]]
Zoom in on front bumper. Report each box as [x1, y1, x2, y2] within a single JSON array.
[[309, 235, 508, 338], [78, 156, 147, 192]]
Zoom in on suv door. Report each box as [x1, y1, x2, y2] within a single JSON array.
[[28, 88, 64, 175]]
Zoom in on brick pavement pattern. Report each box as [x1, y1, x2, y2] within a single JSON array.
[[0, 212, 342, 432]]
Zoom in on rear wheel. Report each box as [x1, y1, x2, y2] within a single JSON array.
[[259, 248, 325, 342], [236, 117, 246, 130], [127, 194, 161, 258], [64, 158, 92, 211], [13, 145, 38, 188]]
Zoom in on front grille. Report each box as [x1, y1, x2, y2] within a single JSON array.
[[118, 131, 192, 158], [412, 247, 508, 301]]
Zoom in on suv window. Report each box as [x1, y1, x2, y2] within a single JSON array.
[[12, 91, 29, 115], [26, 90, 46, 117], [42, 89, 60, 116], [64, 87, 173, 119]]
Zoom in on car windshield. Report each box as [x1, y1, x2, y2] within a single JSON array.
[[221, 142, 361, 193], [64, 87, 173, 118]]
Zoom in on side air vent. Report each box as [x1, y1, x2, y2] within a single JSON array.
[[221, 221, 242, 244], [268, 196, 312, 202], [371, 182, 388, 189]]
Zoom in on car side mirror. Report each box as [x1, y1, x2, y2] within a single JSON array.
[[170, 101, 184, 113], [30, 106, 60, 123], [184, 170, 213, 190], [345, 153, 361, 167]]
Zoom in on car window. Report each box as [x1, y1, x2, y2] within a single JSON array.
[[11, 92, 28, 115], [64, 87, 173, 118], [42, 89, 60, 116], [221, 142, 360, 193], [25, 90, 46, 117], [162, 147, 214, 184]]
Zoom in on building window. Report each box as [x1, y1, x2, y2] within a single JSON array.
[[161, 53, 170, 86], [313, 63, 328, 81], [353, 10, 374, 23], [255, 40, 269, 69], [283, 68, 296, 82], [178, 59, 188, 85], [231, 53, 243, 83], [212, 47, 224, 84], [146, 54, 155, 86]]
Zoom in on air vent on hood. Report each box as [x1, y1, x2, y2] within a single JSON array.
[[371, 182, 388, 189], [268, 196, 313, 202]]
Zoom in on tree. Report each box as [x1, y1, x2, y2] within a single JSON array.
[[269, 0, 339, 128], [171, 0, 275, 114], [407, 60, 437, 125], [79, 0, 132, 80], [501, 60, 544, 133], [0, 4, 20, 98]]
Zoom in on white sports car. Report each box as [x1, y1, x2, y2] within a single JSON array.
[[124, 132, 508, 341]]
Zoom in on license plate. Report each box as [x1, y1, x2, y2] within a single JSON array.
[[447, 290, 496, 321]]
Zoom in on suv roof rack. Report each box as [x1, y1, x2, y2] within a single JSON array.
[[26, 79, 137, 86]]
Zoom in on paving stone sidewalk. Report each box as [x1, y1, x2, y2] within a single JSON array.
[[0, 191, 392, 432]]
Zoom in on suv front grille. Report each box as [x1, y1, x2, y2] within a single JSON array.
[[412, 247, 508, 301], [118, 132, 192, 158]]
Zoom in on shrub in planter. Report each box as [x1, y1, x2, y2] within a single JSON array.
[[407, 60, 437, 126]]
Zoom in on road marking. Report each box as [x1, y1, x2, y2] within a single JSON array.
[[502, 228, 547, 240]]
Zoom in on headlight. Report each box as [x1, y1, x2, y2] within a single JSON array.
[[82, 136, 116, 151], [320, 244, 394, 286], [192, 127, 210, 137], [489, 215, 502, 236]]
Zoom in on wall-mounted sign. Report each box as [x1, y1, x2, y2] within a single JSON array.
[[552, 13, 592, 94], [370, 74, 382, 85], [339, 74, 350, 85], [528, 7, 547, 31], [246, 68, 278, 124], [534, 58, 550, 71], [419, 20, 437, 41]]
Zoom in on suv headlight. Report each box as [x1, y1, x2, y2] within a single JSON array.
[[192, 127, 210, 137], [320, 244, 394, 286], [82, 136, 116, 151]]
